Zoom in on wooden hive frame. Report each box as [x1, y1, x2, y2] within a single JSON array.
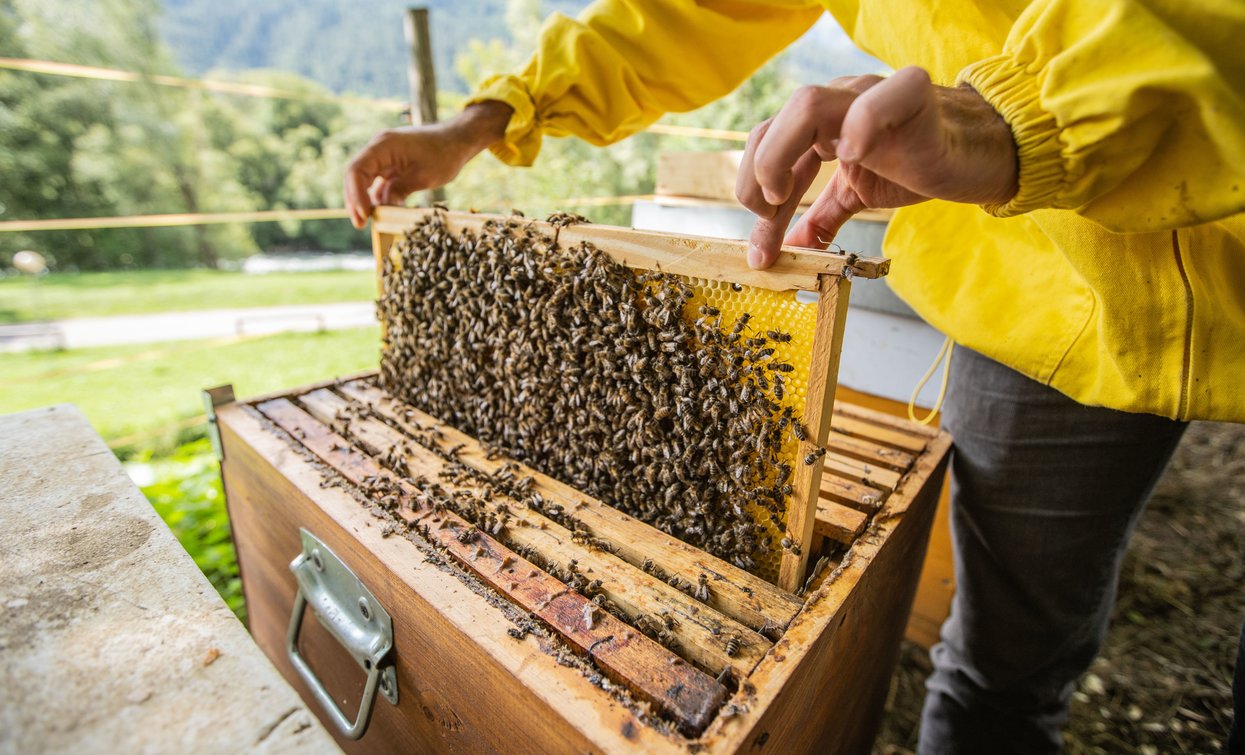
[[369, 206, 890, 593]]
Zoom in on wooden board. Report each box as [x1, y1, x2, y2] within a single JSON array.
[[779, 273, 850, 590], [832, 386, 953, 650], [370, 207, 888, 293]]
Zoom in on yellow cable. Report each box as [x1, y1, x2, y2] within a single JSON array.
[[907, 335, 954, 426]]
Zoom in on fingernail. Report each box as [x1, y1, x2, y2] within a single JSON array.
[[837, 138, 858, 164], [747, 245, 765, 270]]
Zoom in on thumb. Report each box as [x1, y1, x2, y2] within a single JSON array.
[[784, 169, 864, 249]]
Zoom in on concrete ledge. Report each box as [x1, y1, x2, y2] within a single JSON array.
[[0, 404, 342, 755]]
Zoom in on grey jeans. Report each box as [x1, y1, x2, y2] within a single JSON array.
[[916, 346, 1200, 754]]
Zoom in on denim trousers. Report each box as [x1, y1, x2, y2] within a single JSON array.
[[913, 345, 1240, 753]]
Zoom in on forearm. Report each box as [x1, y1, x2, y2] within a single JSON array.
[[452, 101, 514, 157]]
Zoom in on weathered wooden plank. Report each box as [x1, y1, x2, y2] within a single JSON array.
[[779, 273, 851, 591], [338, 379, 801, 634], [819, 475, 888, 514], [832, 405, 938, 446], [823, 452, 903, 493], [291, 388, 771, 678], [826, 429, 917, 473], [370, 207, 889, 291], [813, 501, 868, 545], [254, 397, 726, 734]]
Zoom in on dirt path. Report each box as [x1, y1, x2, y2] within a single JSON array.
[[874, 420, 1245, 754]]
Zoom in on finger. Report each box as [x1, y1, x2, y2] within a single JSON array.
[[344, 160, 375, 229], [753, 85, 855, 206], [746, 148, 821, 269], [837, 66, 933, 165], [784, 169, 866, 249], [382, 174, 422, 207], [369, 176, 391, 207], [735, 119, 777, 219]]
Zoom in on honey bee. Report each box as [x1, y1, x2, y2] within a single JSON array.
[[804, 447, 827, 465], [725, 634, 742, 658], [694, 573, 711, 602], [766, 330, 792, 343]]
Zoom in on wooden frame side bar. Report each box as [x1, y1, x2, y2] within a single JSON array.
[[778, 273, 852, 591]]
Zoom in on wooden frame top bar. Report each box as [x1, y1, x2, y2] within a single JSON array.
[[371, 206, 889, 291]]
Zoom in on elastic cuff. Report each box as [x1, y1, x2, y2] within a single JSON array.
[[959, 55, 1065, 217], [466, 74, 541, 167]]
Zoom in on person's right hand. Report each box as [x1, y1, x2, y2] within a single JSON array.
[[344, 101, 513, 229]]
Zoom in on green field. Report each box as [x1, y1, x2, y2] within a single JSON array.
[[0, 268, 376, 323], [0, 326, 380, 448]]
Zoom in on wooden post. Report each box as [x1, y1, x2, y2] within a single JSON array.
[[403, 7, 446, 205]]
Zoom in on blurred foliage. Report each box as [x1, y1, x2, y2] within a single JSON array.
[[0, 0, 389, 270], [136, 437, 244, 620], [0, 0, 814, 271]]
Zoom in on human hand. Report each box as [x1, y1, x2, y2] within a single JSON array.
[[735, 67, 1019, 268], [344, 101, 513, 229]]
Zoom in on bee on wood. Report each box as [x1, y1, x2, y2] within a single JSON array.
[[694, 573, 711, 603], [804, 447, 827, 465], [725, 634, 742, 658]]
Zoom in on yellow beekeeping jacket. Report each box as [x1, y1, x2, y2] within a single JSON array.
[[468, 0, 1245, 422]]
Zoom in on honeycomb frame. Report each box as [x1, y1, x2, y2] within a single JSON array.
[[370, 207, 887, 591]]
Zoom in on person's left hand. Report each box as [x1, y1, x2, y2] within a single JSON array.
[[736, 67, 1020, 268]]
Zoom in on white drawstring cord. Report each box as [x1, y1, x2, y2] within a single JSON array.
[[908, 335, 954, 426]]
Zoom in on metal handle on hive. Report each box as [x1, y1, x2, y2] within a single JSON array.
[[286, 528, 398, 739]]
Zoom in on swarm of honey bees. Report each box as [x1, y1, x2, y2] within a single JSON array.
[[378, 210, 809, 575]]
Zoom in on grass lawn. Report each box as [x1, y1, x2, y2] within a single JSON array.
[[0, 268, 376, 323], [0, 326, 380, 449]]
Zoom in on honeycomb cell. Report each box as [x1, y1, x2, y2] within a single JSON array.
[[679, 275, 817, 583]]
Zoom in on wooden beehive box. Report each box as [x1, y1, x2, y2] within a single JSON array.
[[214, 208, 951, 754]]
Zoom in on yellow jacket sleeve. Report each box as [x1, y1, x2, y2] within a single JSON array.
[[466, 0, 824, 166], [959, 0, 1245, 232]]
